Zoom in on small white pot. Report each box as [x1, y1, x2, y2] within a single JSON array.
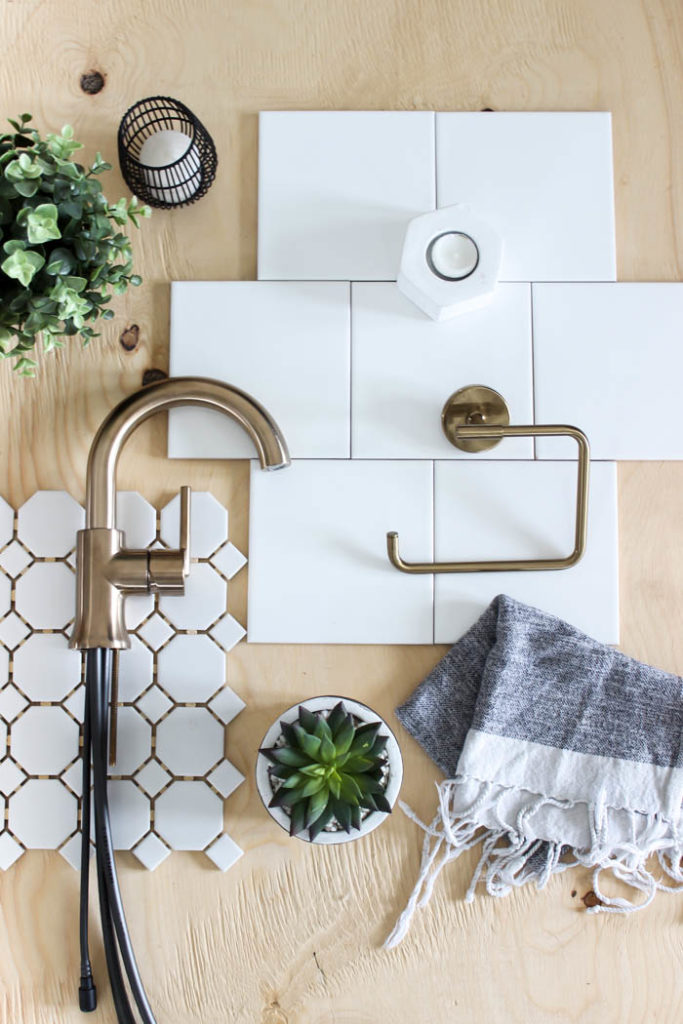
[[255, 695, 403, 845]]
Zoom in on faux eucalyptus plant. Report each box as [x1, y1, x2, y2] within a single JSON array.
[[259, 700, 392, 841], [0, 113, 150, 375]]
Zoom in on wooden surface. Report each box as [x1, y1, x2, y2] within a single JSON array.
[[1, 1, 682, 1021]]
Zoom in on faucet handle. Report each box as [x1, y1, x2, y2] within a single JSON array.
[[147, 485, 192, 595], [179, 485, 191, 576]]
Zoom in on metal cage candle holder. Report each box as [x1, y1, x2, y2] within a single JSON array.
[[117, 96, 217, 209]]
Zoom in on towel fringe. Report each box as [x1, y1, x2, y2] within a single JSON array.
[[384, 778, 683, 948]]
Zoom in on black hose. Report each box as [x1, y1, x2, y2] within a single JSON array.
[[78, 678, 96, 1012], [86, 647, 159, 1024]]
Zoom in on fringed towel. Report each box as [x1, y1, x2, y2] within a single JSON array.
[[385, 594, 683, 947]]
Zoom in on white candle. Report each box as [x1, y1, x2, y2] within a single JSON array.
[[138, 129, 201, 205], [427, 231, 479, 281]]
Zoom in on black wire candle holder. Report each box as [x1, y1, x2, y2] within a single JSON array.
[[117, 96, 217, 209]]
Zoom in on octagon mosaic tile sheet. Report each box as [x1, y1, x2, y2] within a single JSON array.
[[0, 490, 248, 873]]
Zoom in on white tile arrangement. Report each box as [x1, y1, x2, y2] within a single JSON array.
[[248, 460, 434, 644], [257, 111, 436, 281], [0, 490, 249, 874], [532, 283, 683, 460], [351, 282, 534, 459], [168, 281, 351, 460], [435, 112, 616, 282], [167, 109, 681, 646], [433, 461, 619, 644]]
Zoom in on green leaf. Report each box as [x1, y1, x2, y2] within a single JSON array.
[[288, 801, 307, 837], [371, 792, 392, 814], [313, 716, 333, 744], [259, 746, 308, 768], [298, 764, 326, 778], [129, 274, 142, 286], [3, 238, 27, 254], [305, 787, 329, 828], [318, 735, 336, 764], [340, 754, 374, 775], [1, 249, 44, 287], [13, 178, 40, 198], [338, 773, 362, 805], [26, 203, 61, 244], [298, 706, 319, 733], [299, 775, 325, 798], [308, 804, 334, 841], [326, 701, 347, 737], [292, 723, 322, 760], [268, 786, 302, 810], [332, 714, 355, 756], [331, 799, 352, 833], [281, 772, 306, 790]]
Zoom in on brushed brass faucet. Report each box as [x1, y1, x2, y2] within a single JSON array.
[[69, 376, 290, 651]]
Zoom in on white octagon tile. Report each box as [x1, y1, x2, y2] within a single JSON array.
[[108, 780, 150, 850], [136, 613, 175, 651], [258, 111, 436, 280], [109, 707, 151, 775], [154, 781, 223, 850], [15, 562, 75, 629], [205, 833, 243, 872], [117, 635, 154, 702], [209, 614, 246, 653], [0, 574, 11, 618], [156, 708, 224, 776], [248, 460, 434, 644], [0, 541, 32, 578], [17, 491, 84, 557], [433, 460, 619, 645], [208, 760, 244, 800], [135, 760, 171, 797], [13, 633, 81, 701], [0, 758, 25, 795], [351, 282, 533, 459], [209, 687, 245, 726], [157, 634, 225, 703], [436, 112, 615, 282], [125, 594, 155, 630], [160, 491, 227, 559], [117, 492, 157, 549], [0, 496, 13, 549], [169, 281, 351, 460], [0, 832, 24, 870], [0, 717, 6, 753], [132, 832, 171, 871], [10, 706, 79, 775], [0, 684, 28, 721], [533, 283, 683, 460], [9, 780, 77, 848], [159, 563, 226, 631], [210, 542, 247, 581]]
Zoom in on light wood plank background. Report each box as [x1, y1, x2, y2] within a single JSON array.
[[1, 1, 682, 1021]]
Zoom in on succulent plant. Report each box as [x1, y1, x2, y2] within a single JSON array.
[[259, 701, 392, 841], [0, 113, 150, 376]]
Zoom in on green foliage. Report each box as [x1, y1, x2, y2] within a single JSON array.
[[0, 113, 150, 376], [260, 701, 392, 841]]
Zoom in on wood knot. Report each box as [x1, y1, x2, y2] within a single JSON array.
[[119, 324, 140, 351], [142, 368, 168, 386], [80, 70, 106, 95], [582, 889, 604, 909]]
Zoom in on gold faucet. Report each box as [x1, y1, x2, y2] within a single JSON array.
[[69, 376, 290, 651]]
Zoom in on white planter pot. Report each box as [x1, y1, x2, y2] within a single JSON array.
[[255, 695, 403, 845]]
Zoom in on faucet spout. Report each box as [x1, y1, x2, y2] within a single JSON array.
[[71, 376, 290, 650], [85, 376, 290, 529]]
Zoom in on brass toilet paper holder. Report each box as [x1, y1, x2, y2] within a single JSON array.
[[387, 385, 590, 574]]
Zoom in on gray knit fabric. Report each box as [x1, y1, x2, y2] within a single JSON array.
[[385, 595, 683, 946]]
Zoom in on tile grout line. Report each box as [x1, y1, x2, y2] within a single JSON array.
[[530, 282, 537, 460]]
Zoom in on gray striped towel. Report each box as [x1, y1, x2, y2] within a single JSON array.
[[385, 594, 683, 947]]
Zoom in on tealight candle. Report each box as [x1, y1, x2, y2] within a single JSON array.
[[138, 128, 201, 205], [427, 231, 479, 281]]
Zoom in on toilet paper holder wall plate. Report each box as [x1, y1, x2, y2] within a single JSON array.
[[387, 385, 590, 574]]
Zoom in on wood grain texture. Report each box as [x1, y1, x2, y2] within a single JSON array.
[[0, 1, 682, 1021]]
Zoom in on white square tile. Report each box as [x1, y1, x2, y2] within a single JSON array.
[[209, 687, 245, 725], [0, 541, 32, 578], [135, 686, 172, 723], [533, 283, 683, 459], [433, 460, 619, 644], [210, 542, 247, 581], [207, 760, 244, 800], [205, 833, 243, 872], [0, 758, 25, 795], [0, 832, 24, 870], [210, 614, 246, 652], [59, 832, 90, 871], [248, 460, 434, 644], [351, 282, 533, 459], [135, 760, 171, 797], [258, 111, 436, 280], [136, 613, 174, 651], [132, 832, 171, 871], [161, 491, 227, 559], [0, 496, 14, 549], [0, 684, 28, 721], [436, 112, 616, 282], [0, 576, 13, 622], [168, 281, 351, 459]]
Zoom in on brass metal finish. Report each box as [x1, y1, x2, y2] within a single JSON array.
[[70, 377, 290, 650], [441, 385, 510, 452], [388, 397, 590, 574]]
